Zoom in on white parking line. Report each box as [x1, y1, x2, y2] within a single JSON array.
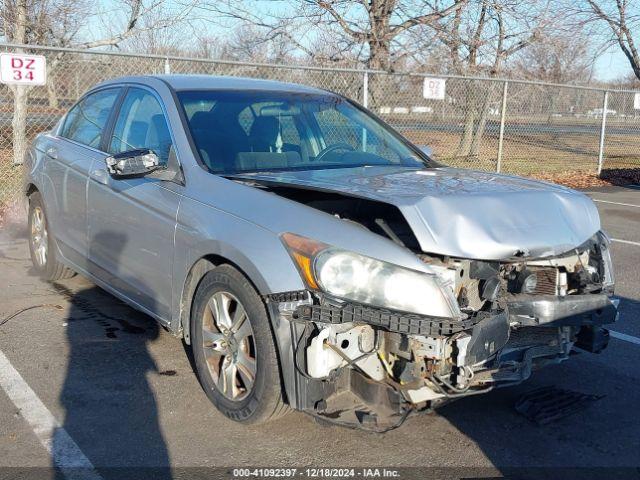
[[612, 238, 640, 247], [0, 349, 102, 480], [609, 330, 640, 346], [592, 199, 640, 208]]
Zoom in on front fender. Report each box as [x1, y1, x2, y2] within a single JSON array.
[[171, 195, 305, 335], [172, 197, 306, 406]]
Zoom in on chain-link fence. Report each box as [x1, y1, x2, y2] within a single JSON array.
[[1, 43, 639, 205]]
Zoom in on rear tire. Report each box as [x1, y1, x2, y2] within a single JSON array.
[[190, 265, 290, 424], [28, 192, 75, 281]]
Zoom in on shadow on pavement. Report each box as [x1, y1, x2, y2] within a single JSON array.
[[39, 222, 640, 480], [434, 295, 640, 479], [52, 232, 172, 480]]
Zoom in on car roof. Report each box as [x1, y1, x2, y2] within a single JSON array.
[[94, 74, 332, 95]]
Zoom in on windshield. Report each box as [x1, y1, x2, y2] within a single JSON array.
[[177, 90, 429, 174]]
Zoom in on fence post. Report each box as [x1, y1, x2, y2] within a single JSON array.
[[363, 71, 369, 108], [496, 80, 508, 173], [164, 57, 171, 74], [597, 91, 609, 176], [362, 71, 369, 150]]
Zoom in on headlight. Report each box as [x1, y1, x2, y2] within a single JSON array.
[[598, 231, 615, 290], [281, 233, 461, 319]]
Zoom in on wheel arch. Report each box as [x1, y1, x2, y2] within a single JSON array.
[[179, 252, 299, 409], [179, 254, 269, 345]]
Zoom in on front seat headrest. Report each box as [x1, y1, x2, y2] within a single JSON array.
[[249, 116, 281, 152]]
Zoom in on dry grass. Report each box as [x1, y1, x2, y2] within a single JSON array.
[[402, 129, 640, 174], [0, 149, 23, 206]]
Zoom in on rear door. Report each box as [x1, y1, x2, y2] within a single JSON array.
[[87, 86, 180, 321], [43, 88, 121, 268]]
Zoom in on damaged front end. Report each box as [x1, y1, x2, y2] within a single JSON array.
[[266, 231, 618, 432]]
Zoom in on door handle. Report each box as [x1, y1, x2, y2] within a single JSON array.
[[90, 168, 109, 185], [46, 147, 58, 159]]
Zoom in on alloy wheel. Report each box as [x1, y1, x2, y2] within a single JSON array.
[[201, 291, 257, 401], [31, 206, 48, 267]]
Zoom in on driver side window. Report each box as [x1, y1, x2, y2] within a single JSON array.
[[109, 88, 172, 165]]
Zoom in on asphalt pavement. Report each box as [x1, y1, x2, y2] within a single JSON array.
[[0, 185, 638, 480]]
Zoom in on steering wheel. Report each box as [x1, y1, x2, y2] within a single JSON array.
[[314, 142, 355, 163]]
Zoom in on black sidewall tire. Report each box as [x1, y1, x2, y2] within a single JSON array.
[[191, 265, 284, 423]]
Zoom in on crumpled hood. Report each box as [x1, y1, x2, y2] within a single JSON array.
[[235, 166, 601, 260]]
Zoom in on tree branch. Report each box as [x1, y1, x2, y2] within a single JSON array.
[[389, 0, 467, 37], [315, 1, 368, 42]]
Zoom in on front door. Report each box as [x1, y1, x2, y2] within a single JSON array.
[[87, 87, 180, 321]]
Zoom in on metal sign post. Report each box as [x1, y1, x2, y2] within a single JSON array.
[[597, 91, 609, 176], [496, 80, 509, 173]]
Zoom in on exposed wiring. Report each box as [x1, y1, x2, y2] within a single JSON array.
[[433, 372, 471, 393], [378, 351, 395, 378], [325, 340, 376, 370], [0, 304, 64, 328], [430, 375, 495, 398]]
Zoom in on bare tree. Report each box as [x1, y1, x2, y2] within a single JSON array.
[[0, 0, 198, 165], [196, 0, 465, 69], [0, 0, 90, 46], [2, 0, 31, 166], [432, 0, 551, 158], [512, 32, 599, 123], [2, 0, 92, 113], [124, 6, 191, 55], [513, 32, 596, 84], [222, 25, 287, 62], [577, 0, 640, 81], [302, 0, 466, 70]]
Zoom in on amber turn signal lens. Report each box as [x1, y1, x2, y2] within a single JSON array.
[[281, 233, 328, 290], [291, 251, 318, 289]]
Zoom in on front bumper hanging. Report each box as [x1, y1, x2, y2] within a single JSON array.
[[507, 293, 619, 327]]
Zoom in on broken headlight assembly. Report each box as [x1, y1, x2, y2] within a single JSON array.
[[598, 230, 615, 291], [281, 232, 461, 319]]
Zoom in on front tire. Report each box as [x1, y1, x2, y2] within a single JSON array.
[[190, 265, 289, 424], [28, 192, 75, 281]]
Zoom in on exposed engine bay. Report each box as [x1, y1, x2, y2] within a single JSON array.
[[251, 180, 618, 432]]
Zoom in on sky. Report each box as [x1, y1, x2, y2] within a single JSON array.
[[82, 0, 635, 83], [595, 47, 631, 81]]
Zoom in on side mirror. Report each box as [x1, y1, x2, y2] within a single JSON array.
[[105, 149, 160, 178]]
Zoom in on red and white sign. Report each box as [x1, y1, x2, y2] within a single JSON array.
[[0, 53, 47, 85], [423, 77, 446, 100]]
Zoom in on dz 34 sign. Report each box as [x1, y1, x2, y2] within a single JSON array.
[[0, 53, 47, 86]]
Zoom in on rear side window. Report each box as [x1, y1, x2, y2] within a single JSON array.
[[61, 88, 120, 149], [108, 88, 172, 165]]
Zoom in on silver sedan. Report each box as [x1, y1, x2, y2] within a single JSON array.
[[24, 75, 618, 431]]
